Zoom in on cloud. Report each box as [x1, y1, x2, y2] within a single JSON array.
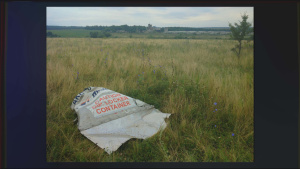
[[47, 7, 253, 27]]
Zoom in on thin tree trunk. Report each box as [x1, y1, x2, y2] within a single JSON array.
[[238, 41, 242, 58]]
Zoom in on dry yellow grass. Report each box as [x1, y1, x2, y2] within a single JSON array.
[[47, 38, 253, 162]]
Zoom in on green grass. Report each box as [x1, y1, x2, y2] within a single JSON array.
[[47, 29, 235, 39], [47, 37, 254, 162]]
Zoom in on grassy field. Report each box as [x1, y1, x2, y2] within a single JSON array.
[[47, 29, 232, 39], [46, 37, 254, 162]]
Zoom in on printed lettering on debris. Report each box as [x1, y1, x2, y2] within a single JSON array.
[[86, 92, 135, 118]]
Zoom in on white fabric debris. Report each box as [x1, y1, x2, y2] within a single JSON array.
[[71, 87, 171, 154]]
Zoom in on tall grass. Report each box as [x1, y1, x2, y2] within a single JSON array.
[[47, 38, 253, 162]]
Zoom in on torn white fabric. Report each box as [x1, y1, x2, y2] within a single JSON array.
[[71, 87, 171, 154]]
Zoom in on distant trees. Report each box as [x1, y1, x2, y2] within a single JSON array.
[[168, 27, 230, 32], [229, 13, 252, 58], [89, 31, 111, 38], [90, 32, 99, 38], [47, 26, 84, 30], [46, 31, 60, 37], [47, 25, 232, 35], [86, 25, 146, 33], [103, 31, 112, 38]]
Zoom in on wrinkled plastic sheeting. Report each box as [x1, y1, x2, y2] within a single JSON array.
[[71, 87, 171, 154]]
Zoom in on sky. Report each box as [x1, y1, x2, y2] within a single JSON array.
[[47, 7, 253, 27]]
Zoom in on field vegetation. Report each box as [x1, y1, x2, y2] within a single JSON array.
[[47, 37, 253, 162], [47, 29, 237, 40]]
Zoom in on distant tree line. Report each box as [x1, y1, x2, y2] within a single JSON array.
[[47, 26, 84, 30], [47, 25, 247, 33], [90, 31, 112, 38], [85, 25, 147, 33], [47, 31, 60, 37], [167, 27, 231, 31]]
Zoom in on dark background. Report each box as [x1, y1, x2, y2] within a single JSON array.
[[4, 2, 299, 168]]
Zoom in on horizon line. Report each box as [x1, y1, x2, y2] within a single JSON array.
[[47, 25, 234, 28]]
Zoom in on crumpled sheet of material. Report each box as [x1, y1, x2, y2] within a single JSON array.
[[71, 87, 171, 154]]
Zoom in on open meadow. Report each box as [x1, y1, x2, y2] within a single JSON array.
[[48, 29, 232, 39], [46, 37, 253, 162]]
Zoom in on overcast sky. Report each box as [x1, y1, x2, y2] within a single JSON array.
[[47, 7, 253, 27]]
